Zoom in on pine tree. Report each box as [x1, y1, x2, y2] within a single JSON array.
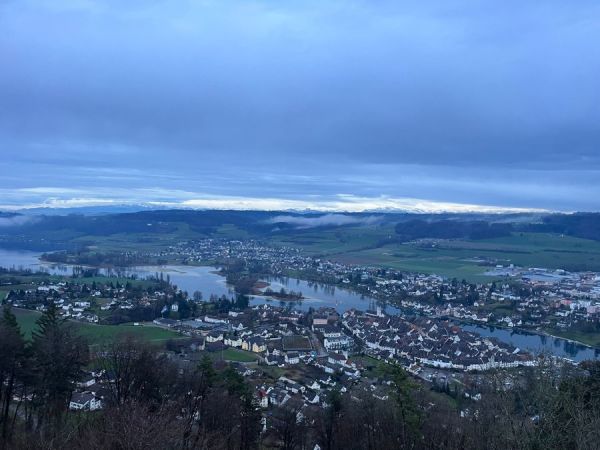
[[31, 302, 89, 434], [0, 305, 27, 443]]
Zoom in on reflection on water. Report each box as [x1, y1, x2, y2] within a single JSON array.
[[0, 248, 598, 360], [463, 324, 600, 362]]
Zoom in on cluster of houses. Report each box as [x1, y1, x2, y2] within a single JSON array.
[[342, 308, 535, 372], [3, 278, 180, 324], [55, 238, 600, 340], [147, 239, 600, 325]]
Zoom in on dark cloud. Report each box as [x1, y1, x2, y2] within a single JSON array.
[[0, 0, 599, 211]]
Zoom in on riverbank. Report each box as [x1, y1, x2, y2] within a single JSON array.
[[540, 328, 600, 349]]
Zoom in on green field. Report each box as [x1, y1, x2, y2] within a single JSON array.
[[8, 221, 600, 283], [220, 348, 258, 362], [209, 227, 600, 281], [12, 308, 181, 346], [546, 329, 600, 348], [294, 231, 600, 282], [270, 225, 397, 256], [200, 347, 258, 363]]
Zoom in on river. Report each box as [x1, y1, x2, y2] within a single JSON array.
[[462, 324, 600, 362], [0, 248, 597, 361]]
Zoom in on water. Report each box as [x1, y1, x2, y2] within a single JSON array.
[[0, 249, 597, 360], [0, 249, 384, 312], [250, 276, 400, 314], [463, 324, 600, 362]]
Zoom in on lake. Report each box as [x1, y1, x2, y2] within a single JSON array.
[[0, 248, 597, 360]]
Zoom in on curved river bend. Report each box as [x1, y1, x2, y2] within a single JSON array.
[[1, 249, 598, 362]]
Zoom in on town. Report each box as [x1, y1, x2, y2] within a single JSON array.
[[45, 238, 600, 345], [3, 237, 600, 445]]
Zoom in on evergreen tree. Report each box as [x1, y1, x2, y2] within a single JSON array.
[[31, 302, 89, 434], [0, 305, 27, 443]]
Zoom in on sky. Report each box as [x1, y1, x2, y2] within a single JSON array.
[[1, 0, 599, 212]]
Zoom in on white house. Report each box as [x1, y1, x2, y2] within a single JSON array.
[[69, 392, 102, 411]]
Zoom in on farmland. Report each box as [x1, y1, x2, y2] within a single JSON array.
[[296, 232, 600, 282]]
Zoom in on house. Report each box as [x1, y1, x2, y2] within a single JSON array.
[[312, 315, 328, 327], [242, 337, 266, 353], [74, 301, 91, 308], [77, 375, 96, 389], [69, 392, 102, 411], [189, 338, 205, 352], [268, 388, 290, 406], [204, 315, 228, 324], [257, 389, 269, 408], [315, 325, 343, 338], [285, 351, 300, 365], [324, 336, 352, 351], [206, 331, 224, 343], [224, 335, 242, 347], [153, 318, 179, 328], [307, 380, 321, 391], [327, 352, 347, 366], [266, 343, 282, 357], [304, 392, 320, 405], [265, 355, 285, 366], [231, 321, 246, 331]]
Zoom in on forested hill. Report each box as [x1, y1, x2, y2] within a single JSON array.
[[1, 209, 600, 251]]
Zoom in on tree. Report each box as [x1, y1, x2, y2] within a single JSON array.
[[178, 356, 216, 448], [379, 364, 421, 446], [97, 335, 174, 407], [31, 302, 89, 434], [271, 404, 306, 450], [0, 306, 27, 444], [316, 389, 342, 450]]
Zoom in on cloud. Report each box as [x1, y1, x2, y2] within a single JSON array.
[[0, 1, 599, 210], [0, 215, 38, 227], [0, 189, 548, 214], [267, 214, 381, 228]]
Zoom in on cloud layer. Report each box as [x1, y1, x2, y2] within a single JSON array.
[[1, 0, 599, 211]]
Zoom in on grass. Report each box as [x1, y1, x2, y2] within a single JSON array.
[[12, 308, 182, 346], [7, 225, 600, 284], [351, 355, 387, 378], [259, 365, 285, 380], [201, 347, 258, 363], [220, 348, 258, 362], [271, 225, 397, 256], [319, 232, 600, 282], [545, 328, 600, 348]]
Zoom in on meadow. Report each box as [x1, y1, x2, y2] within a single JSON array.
[[12, 308, 181, 346], [272, 230, 600, 282]]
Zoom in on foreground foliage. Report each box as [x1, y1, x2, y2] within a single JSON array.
[[1, 303, 600, 449]]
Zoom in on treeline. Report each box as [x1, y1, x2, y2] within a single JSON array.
[[42, 251, 153, 268], [524, 213, 600, 241], [263, 287, 303, 300], [0, 304, 262, 449], [395, 220, 513, 241], [0, 304, 89, 446], [395, 213, 600, 243]]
